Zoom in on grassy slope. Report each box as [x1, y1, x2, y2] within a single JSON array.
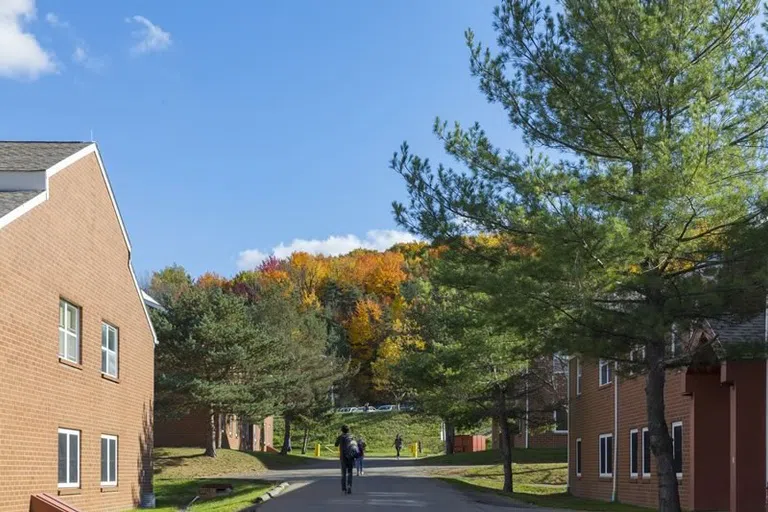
[[275, 412, 445, 455], [420, 447, 566, 465]]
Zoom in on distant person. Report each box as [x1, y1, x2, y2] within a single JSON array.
[[356, 436, 367, 476], [334, 425, 359, 494], [394, 433, 403, 460]]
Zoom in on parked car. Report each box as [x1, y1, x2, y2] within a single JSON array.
[[349, 407, 365, 413], [337, 407, 353, 414], [375, 405, 395, 412]]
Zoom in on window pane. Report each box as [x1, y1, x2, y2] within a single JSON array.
[[101, 438, 108, 482], [109, 439, 117, 482], [630, 432, 638, 474], [66, 333, 77, 362], [59, 302, 65, 328], [108, 352, 117, 376], [102, 347, 107, 373], [576, 441, 582, 474], [67, 305, 77, 333], [607, 436, 613, 474], [109, 329, 117, 351], [599, 438, 605, 473], [59, 330, 66, 358], [102, 324, 108, 348], [58, 433, 67, 483], [68, 434, 78, 484], [643, 430, 651, 474], [673, 425, 683, 474]]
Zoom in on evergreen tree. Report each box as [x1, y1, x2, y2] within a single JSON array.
[[391, 1, 768, 509]]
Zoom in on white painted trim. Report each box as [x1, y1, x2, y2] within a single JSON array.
[[576, 357, 582, 396], [629, 429, 639, 478], [101, 323, 119, 378], [575, 437, 582, 477], [0, 191, 46, 230], [100, 434, 118, 487], [599, 359, 612, 386], [599, 433, 613, 478], [57, 428, 80, 488], [672, 421, 683, 479], [642, 427, 651, 477]]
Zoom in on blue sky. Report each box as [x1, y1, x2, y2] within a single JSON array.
[[0, 1, 522, 277]]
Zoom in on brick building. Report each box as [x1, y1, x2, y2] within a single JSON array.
[[154, 411, 274, 452], [0, 142, 156, 511], [569, 315, 767, 511]]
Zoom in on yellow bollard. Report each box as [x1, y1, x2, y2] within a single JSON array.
[[314, 442, 321, 457]]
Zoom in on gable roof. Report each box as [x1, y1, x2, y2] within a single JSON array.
[[0, 142, 91, 171], [0, 141, 157, 344]]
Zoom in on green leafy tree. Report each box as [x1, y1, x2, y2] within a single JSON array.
[[391, 1, 768, 509], [153, 284, 287, 457], [147, 264, 192, 304]]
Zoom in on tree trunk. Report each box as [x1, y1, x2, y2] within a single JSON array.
[[301, 427, 309, 455], [646, 341, 681, 512], [205, 410, 217, 458], [498, 411, 513, 493], [280, 416, 292, 455], [444, 420, 455, 455]]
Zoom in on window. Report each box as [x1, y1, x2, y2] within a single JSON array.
[[58, 300, 80, 363], [101, 435, 118, 486], [101, 323, 119, 377], [576, 438, 582, 476], [630, 429, 639, 478], [599, 433, 613, 477], [553, 353, 568, 374], [599, 359, 612, 386], [553, 406, 568, 432], [642, 427, 651, 477], [58, 429, 80, 488], [672, 422, 683, 478], [576, 358, 582, 396], [629, 346, 645, 375]]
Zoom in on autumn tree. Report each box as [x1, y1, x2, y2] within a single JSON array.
[[391, 1, 768, 509]]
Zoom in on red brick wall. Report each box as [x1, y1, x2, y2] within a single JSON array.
[[569, 358, 692, 509], [513, 431, 567, 449], [155, 411, 275, 452], [0, 153, 155, 512]]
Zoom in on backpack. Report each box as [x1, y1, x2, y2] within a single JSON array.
[[345, 438, 360, 459]]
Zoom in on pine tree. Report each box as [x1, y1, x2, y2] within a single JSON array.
[[391, 1, 768, 509]]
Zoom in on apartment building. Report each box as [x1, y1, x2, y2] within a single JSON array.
[[569, 315, 767, 511], [0, 142, 156, 511]]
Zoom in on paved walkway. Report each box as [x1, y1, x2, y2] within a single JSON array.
[[231, 458, 568, 511]]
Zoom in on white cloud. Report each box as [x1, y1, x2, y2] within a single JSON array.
[[236, 229, 419, 270], [0, 0, 56, 79], [126, 15, 171, 55], [45, 12, 67, 28]]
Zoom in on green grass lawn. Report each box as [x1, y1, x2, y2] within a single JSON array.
[[154, 447, 310, 479], [127, 478, 273, 512], [419, 447, 567, 465]]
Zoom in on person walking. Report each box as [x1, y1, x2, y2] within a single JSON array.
[[356, 436, 367, 476], [334, 425, 358, 494], [394, 433, 403, 460]]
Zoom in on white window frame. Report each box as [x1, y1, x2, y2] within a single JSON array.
[[629, 429, 639, 478], [101, 323, 119, 377], [599, 359, 612, 386], [575, 438, 582, 477], [576, 358, 582, 396], [642, 427, 651, 478], [58, 428, 80, 489], [672, 422, 683, 479], [58, 300, 80, 363], [100, 435, 118, 487], [553, 353, 568, 374]]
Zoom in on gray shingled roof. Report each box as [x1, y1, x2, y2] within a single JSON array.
[[0, 142, 91, 171], [0, 190, 41, 218], [710, 311, 767, 344]]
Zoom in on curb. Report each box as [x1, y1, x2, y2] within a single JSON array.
[[254, 482, 290, 505]]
